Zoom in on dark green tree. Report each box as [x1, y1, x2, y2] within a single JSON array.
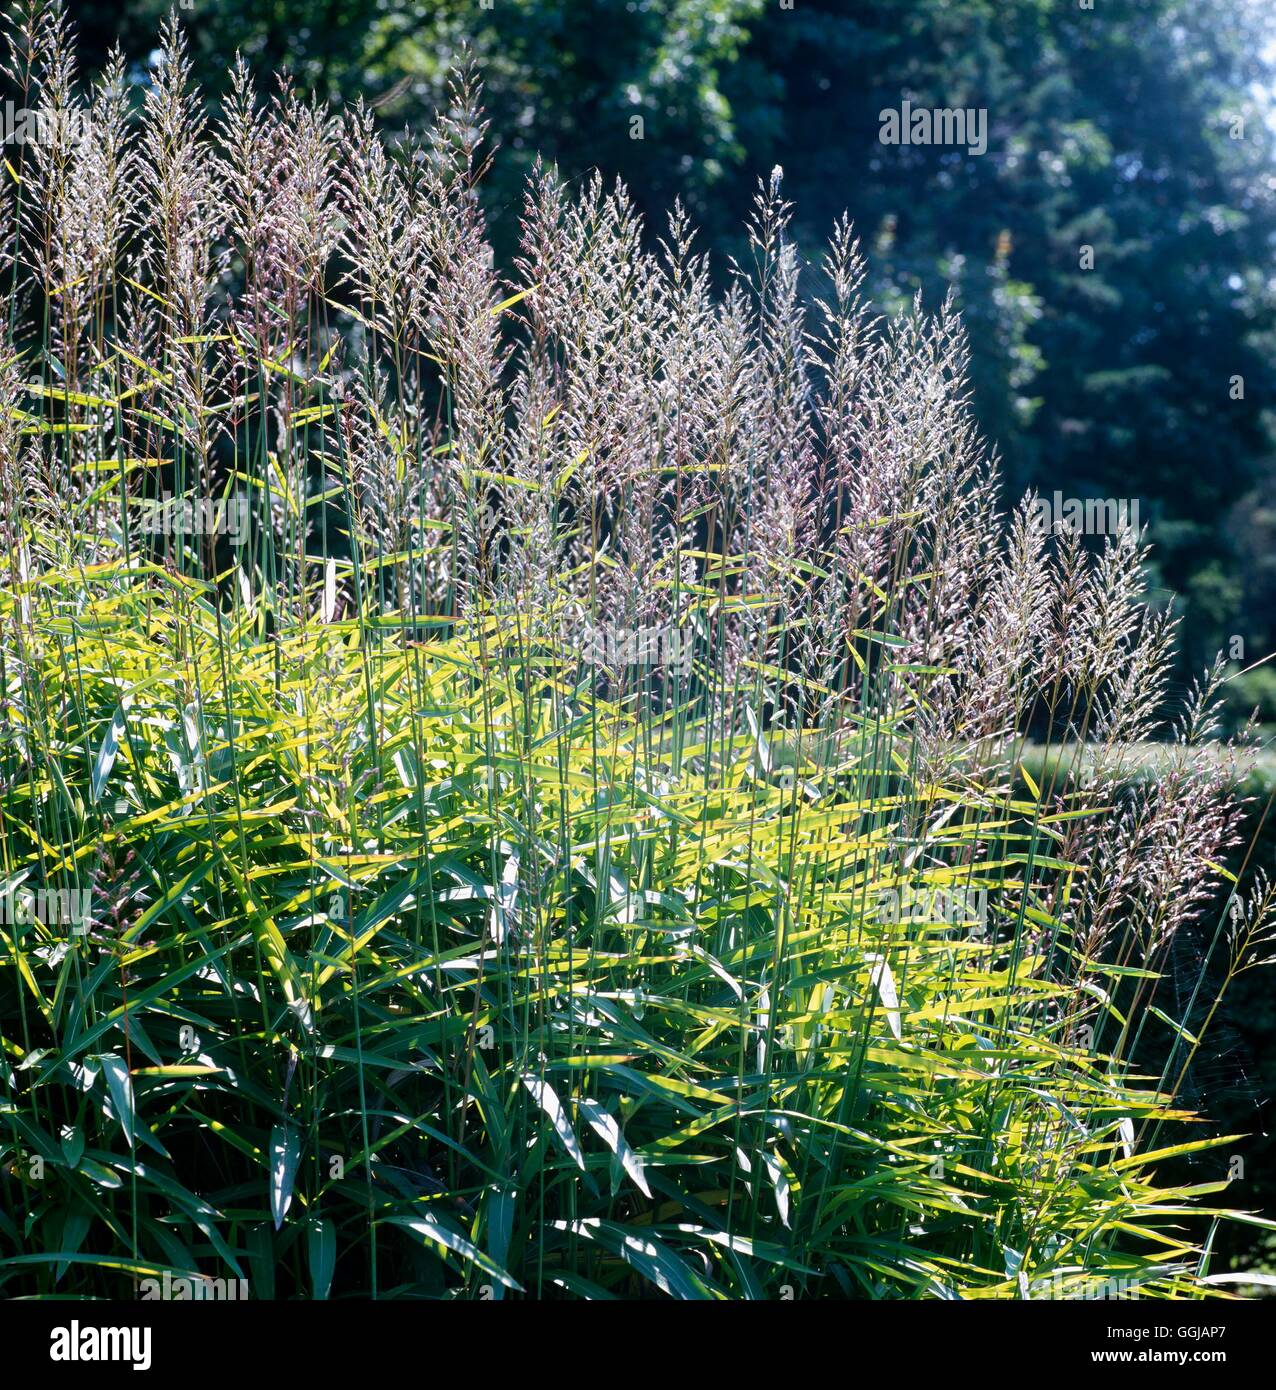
[[719, 0, 1276, 679]]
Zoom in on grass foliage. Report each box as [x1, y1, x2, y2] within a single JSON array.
[[0, 6, 1274, 1299]]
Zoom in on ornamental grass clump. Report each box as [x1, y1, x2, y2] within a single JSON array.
[[0, 5, 1273, 1299]]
